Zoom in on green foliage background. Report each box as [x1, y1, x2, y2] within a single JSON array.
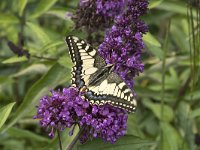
[[0, 0, 200, 149]]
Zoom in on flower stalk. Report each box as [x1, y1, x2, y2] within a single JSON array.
[[66, 127, 85, 150]]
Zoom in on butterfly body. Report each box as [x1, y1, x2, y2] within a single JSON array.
[[87, 64, 114, 87], [66, 36, 137, 112]]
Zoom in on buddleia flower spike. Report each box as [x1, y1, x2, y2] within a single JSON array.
[[34, 0, 149, 146]]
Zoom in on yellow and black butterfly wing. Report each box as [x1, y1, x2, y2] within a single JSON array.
[[65, 36, 137, 112], [87, 72, 136, 112], [66, 36, 106, 88]]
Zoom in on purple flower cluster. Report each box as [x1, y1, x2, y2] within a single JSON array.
[[96, 0, 126, 17], [72, 0, 126, 32], [98, 0, 149, 90], [34, 87, 128, 143], [34, 88, 83, 137], [80, 104, 128, 143]]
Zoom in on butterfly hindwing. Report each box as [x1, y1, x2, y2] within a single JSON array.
[[66, 36, 137, 112], [87, 72, 136, 112]]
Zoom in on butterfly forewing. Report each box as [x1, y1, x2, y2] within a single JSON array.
[[65, 36, 137, 112], [66, 36, 105, 87]]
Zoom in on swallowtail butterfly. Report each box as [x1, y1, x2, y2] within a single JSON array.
[[65, 36, 137, 112]]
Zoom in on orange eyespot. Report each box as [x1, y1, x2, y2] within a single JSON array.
[[80, 86, 88, 92]]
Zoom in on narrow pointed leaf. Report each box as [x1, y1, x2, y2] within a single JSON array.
[[30, 0, 58, 19], [0, 102, 16, 129]]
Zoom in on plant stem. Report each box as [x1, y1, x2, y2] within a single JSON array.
[[18, 5, 27, 48], [66, 127, 84, 150], [160, 20, 170, 149], [161, 20, 170, 120], [57, 130, 63, 150]]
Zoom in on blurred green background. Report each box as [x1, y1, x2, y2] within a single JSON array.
[[0, 0, 200, 149]]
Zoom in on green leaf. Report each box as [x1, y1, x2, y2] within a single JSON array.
[[45, 9, 69, 20], [149, 0, 163, 9], [12, 64, 48, 77], [185, 90, 200, 101], [171, 23, 189, 52], [18, 0, 28, 16], [0, 139, 24, 150], [58, 55, 73, 69], [175, 102, 190, 129], [156, 1, 187, 16], [40, 40, 64, 53], [176, 102, 192, 150], [143, 33, 161, 47], [160, 122, 182, 150], [26, 22, 51, 44], [30, 0, 58, 19], [78, 135, 156, 150], [145, 43, 164, 59], [143, 33, 163, 59], [0, 14, 19, 24], [2, 63, 67, 132], [143, 100, 174, 122], [190, 108, 200, 118], [135, 86, 175, 103], [147, 56, 186, 73], [0, 102, 16, 129], [7, 127, 50, 142], [127, 115, 143, 137], [2, 56, 28, 64]]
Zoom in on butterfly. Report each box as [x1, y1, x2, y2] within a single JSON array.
[[65, 36, 137, 112]]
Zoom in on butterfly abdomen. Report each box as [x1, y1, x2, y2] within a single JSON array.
[[88, 65, 112, 87]]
